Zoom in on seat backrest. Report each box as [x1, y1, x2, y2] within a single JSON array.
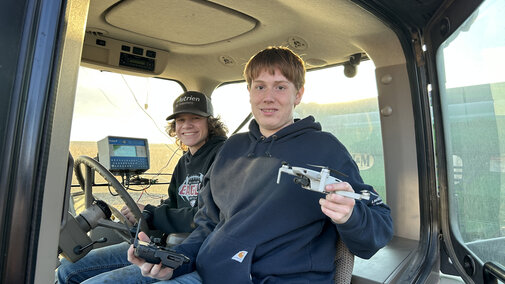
[[334, 236, 355, 283]]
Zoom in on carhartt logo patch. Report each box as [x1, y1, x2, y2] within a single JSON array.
[[231, 251, 248, 263]]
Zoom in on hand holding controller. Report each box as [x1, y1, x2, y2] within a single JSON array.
[[132, 217, 189, 269]]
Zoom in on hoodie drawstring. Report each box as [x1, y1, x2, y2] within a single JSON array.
[[264, 135, 277, 157], [247, 135, 278, 158], [247, 136, 264, 158]]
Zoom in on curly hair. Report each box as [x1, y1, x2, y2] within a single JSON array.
[[166, 116, 228, 151]]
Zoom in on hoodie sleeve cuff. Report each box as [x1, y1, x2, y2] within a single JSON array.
[[171, 243, 200, 277], [143, 204, 157, 229], [335, 200, 364, 230]]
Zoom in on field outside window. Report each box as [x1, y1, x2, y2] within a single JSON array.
[[437, 0, 505, 266]]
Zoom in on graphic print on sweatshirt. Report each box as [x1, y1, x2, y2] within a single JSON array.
[[178, 173, 204, 207]]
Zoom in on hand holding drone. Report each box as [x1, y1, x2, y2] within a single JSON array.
[[277, 162, 370, 200]]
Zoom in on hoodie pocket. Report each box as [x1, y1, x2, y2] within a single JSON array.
[[196, 232, 256, 283]]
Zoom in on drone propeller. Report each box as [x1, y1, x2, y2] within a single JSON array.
[[307, 164, 349, 178]]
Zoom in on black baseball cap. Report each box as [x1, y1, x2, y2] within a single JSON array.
[[166, 91, 214, 120]]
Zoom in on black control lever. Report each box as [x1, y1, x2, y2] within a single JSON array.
[[74, 237, 107, 255]]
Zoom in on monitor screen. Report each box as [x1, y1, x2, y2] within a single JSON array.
[[113, 145, 137, 157], [97, 136, 150, 174]]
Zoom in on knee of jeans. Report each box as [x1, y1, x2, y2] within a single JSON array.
[[57, 259, 79, 284], [57, 260, 69, 278]]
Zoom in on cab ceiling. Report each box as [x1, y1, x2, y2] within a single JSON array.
[[105, 0, 256, 45], [85, 0, 404, 89]]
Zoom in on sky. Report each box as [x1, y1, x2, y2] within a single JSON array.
[[440, 0, 505, 88]]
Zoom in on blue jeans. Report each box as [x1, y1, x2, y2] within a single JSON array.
[[57, 242, 156, 284], [154, 271, 202, 284]]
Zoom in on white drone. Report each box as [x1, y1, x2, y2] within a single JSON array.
[[277, 162, 370, 200]]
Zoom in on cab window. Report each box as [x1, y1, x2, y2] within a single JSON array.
[[212, 82, 251, 134], [436, 0, 505, 266], [213, 60, 386, 198], [70, 66, 185, 210], [300, 61, 385, 198]]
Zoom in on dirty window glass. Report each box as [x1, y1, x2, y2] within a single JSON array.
[[436, 0, 505, 266]]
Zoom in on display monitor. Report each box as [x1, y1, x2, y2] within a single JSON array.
[[97, 136, 150, 175]]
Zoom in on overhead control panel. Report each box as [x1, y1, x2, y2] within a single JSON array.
[[81, 33, 167, 75]]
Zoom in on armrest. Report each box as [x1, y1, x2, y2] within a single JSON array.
[[352, 236, 418, 283]]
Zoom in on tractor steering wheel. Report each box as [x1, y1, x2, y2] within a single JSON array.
[[73, 156, 149, 240]]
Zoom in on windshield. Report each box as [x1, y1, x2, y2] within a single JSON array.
[[70, 68, 185, 211], [70, 60, 384, 212]]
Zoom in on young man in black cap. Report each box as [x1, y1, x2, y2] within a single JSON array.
[[57, 91, 227, 284], [122, 91, 227, 234]]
